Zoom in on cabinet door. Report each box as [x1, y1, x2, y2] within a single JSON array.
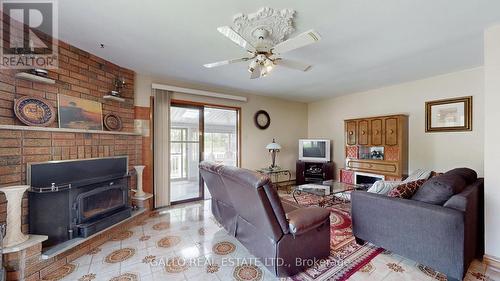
[[322, 162, 335, 180], [296, 161, 305, 185], [346, 121, 357, 145], [385, 117, 398, 146], [371, 119, 383, 145], [358, 120, 369, 145]]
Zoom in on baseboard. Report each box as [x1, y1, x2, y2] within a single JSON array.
[[484, 254, 500, 270]]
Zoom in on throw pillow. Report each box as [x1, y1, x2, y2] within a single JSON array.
[[388, 179, 427, 199], [411, 168, 475, 205], [403, 169, 432, 183], [367, 180, 403, 195]]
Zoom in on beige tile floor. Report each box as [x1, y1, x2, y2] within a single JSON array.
[[61, 200, 496, 281]]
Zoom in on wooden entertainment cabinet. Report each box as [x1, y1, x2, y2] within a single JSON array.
[[342, 114, 408, 182], [296, 161, 334, 185]]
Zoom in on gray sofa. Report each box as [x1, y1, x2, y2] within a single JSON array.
[[351, 168, 484, 281]]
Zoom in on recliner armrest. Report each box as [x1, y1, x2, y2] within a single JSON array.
[[286, 207, 330, 236]]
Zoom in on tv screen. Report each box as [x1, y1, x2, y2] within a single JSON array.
[[303, 141, 326, 158]]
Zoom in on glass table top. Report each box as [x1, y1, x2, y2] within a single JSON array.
[[295, 181, 366, 197]]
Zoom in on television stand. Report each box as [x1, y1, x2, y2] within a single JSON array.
[[296, 161, 334, 185]]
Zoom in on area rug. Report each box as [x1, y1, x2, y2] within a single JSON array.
[[280, 192, 383, 281]]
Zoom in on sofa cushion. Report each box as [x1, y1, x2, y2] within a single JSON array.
[[388, 179, 427, 199], [447, 168, 477, 184], [411, 168, 476, 205]]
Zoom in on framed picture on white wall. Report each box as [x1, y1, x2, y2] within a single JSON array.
[[425, 96, 472, 132]]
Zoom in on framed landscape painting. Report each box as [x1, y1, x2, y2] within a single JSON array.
[[425, 96, 472, 132], [58, 94, 103, 130]]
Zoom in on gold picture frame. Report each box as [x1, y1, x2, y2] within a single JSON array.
[[58, 94, 104, 130], [425, 96, 472, 132]]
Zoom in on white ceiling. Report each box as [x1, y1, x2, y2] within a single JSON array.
[[58, 0, 500, 102]]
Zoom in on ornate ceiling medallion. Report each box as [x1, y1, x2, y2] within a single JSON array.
[[233, 7, 296, 51]]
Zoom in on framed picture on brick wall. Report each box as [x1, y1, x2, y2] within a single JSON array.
[[58, 94, 103, 130]]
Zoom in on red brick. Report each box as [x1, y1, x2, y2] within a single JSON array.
[[58, 74, 80, 85], [0, 138, 21, 147], [0, 90, 15, 101], [69, 70, 89, 81], [0, 107, 13, 117], [32, 82, 58, 94], [23, 139, 51, 147], [0, 147, 21, 156], [0, 81, 15, 92], [39, 258, 67, 279], [23, 147, 51, 155], [52, 138, 76, 146], [15, 78, 32, 88], [0, 165, 21, 175], [0, 130, 21, 138], [0, 173, 21, 184], [59, 47, 78, 60], [52, 132, 75, 139], [23, 155, 51, 163], [22, 131, 51, 138], [15, 87, 45, 98], [0, 99, 14, 109]]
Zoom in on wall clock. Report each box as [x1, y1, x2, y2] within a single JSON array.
[[254, 110, 270, 129]]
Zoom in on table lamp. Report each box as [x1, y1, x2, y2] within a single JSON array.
[[266, 138, 281, 169]]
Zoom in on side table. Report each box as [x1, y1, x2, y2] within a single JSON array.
[[256, 167, 292, 193]]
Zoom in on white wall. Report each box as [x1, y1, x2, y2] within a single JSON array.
[[308, 67, 484, 177], [134, 75, 308, 178], [134, 73, 153, 107], [484, 25, 500, 260]]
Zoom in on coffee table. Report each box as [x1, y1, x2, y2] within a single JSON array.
[[292, 181, 363, 207]]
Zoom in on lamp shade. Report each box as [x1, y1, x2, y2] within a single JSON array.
[[266, 141, 281, 150]]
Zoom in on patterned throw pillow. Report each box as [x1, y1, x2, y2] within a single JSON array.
[[388, 179, 427, 199]]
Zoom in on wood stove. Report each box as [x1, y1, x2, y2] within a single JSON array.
[[27, 157, 131, 249]]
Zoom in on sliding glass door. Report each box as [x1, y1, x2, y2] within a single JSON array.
[[170, 105, 203, 203], [170, 103, 239, 204], [204, 107, 238, 167]]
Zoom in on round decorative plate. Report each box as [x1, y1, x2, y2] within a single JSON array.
[[103, 113, 123, 131], [14, 96, 56, 127]]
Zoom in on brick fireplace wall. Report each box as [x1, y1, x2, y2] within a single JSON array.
[[0, 41, 142, 231]]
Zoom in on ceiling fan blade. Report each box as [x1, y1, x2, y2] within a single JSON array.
[[217, 26, 256, 52], [250, 64, 262, 79], [271, 29, 321, 54], [203, 57, 250, 68], [275, 59, 312, 72]]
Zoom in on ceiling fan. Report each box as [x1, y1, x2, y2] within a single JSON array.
[[204, 26, 321, 79]]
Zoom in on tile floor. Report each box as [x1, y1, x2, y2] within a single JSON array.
[[61, 200, 497, 281]]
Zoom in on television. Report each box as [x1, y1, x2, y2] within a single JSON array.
[[299, 139, 331, 162]]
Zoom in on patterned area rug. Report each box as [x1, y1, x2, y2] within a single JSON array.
[[280, 192, 383, 281]]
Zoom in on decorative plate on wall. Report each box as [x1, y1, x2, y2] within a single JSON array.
[[103, 113, 123, 131], [14, 96, 56, 127]]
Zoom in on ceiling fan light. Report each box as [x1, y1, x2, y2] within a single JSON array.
[[248, 60, 258, 73]]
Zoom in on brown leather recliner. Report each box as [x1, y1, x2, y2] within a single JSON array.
[[199, 161, 238, 235], [199, 161, 331, 277]]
